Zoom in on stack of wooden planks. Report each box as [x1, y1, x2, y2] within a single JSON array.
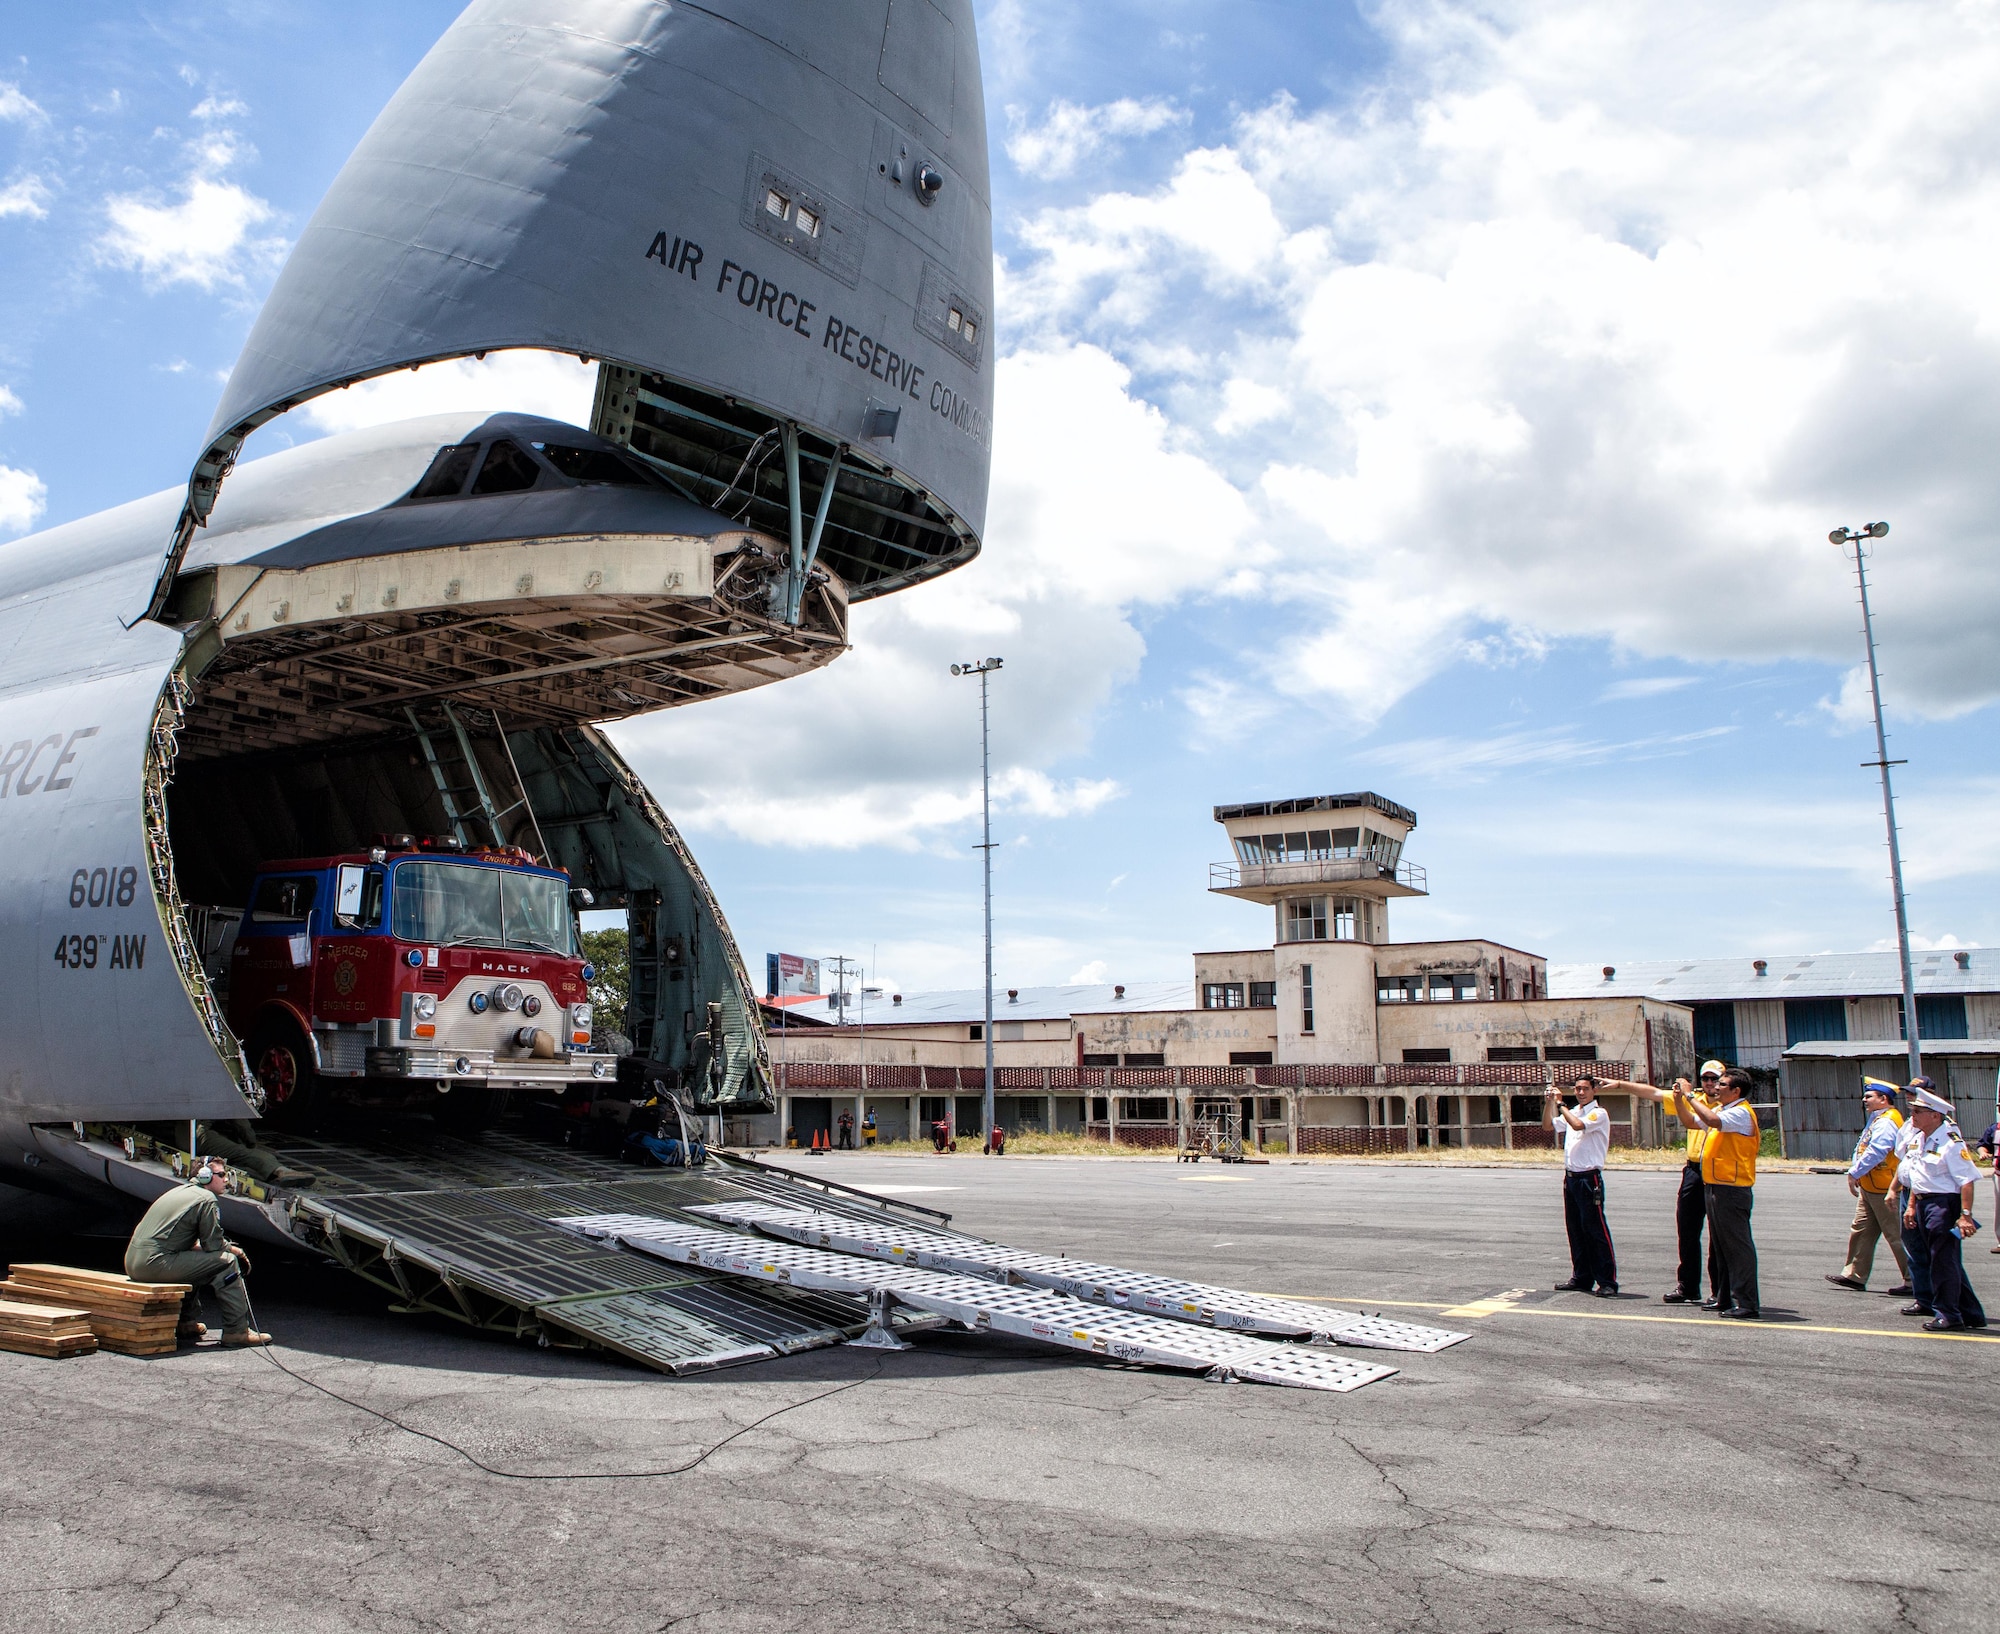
[[0, 1264, 190, 1357], [0, 1297, 96, 1358]]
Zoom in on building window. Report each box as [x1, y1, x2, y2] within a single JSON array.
[[1545, 1045, 1599, 1062], [1487, 1047, 1539, 1062], [1202, 982, 1247, 1009], [1783, 998, 1847, 1046], [1301, 964, 1315, 1034], [1248, 981, 1276, 1009], [1120, 1097, 1171, 1119], [1122, 1053, 1166, 1067], [1283, 898, 1327, 941], [1090, 1096, 1109, 1121], [1081, 1053, 1117, 1067], [1402, 1048, 1451, 1063], [967, 1024, 983, 1041], [1914, 994, 1969, 1040], [1230, 1050, 1273, 1065], [1331, 901, 1358, 940], [1255, 1097, 1286, 1120], [1692, 1002, 1736, 1060]]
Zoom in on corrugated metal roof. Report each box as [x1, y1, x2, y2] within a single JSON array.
[[1213, 792, 1418, 829], [1549, 950, 1996, 1003], [1783, 1040, 2000, 1059], [792, 981, 1196, 1027]]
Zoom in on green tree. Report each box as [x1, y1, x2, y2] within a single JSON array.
[[581, 928, 629, 1038]]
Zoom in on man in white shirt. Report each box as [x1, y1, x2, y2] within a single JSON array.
[[1543, 1075, 1617, 1296], [1900, 1086, 1988, 1332]]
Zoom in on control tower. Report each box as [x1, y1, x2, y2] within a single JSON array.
[[1208, 794, 1428, 1062]]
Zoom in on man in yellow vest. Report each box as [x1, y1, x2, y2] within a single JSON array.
[[1673, 1066, 1760, 1319], [1826, 1078, 1908, 1293]]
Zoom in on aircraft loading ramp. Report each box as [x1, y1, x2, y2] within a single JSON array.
[[81, 1126, 1468, 1391]]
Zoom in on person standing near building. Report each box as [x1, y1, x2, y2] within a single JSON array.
[[1544, 1075, 1617, 1297], [1894, 1077, 1949, 1315], [1674, 1067, 1760, 1319], [1603, 1061, 1724, 1305], [1901, 1086, 1988, 1331], [836, 1106, 855, 1150], [1826, 1078, 1908, 1293]]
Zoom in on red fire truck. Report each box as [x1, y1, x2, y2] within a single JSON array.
[[226, 841, 613, 1125]]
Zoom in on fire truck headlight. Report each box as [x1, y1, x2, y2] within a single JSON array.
[[570, 1003, 593, 1047], [495, 983, 524, 1013], [521, 994, 542, 1017], [468, 991, 489, 1014], [413, 993, 438, 1021]]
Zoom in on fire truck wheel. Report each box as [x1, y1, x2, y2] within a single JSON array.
[[248, 1019, 321, 1129]]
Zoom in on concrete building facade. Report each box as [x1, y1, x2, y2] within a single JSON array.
[[754, 793, 1697, 1152]]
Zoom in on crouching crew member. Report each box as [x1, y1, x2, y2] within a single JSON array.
[[1901, 1085, 1988, 1332], [125, 1159, 271, 1347], [1826, 1078, 1909, 1293], [1545, 1075, 1617, 1297], [1677, 1068, 1760, 1319]]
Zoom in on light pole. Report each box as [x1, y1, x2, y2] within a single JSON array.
[[1830, 521, 1921, 1082], [951, 656, 1003, 1151]]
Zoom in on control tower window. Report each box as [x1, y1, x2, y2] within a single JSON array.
[[411, 442, 480, 499], [1282, 898, 1327, 941], [536, 444, 651, 486], [1202, 982, 1246, 1009], [470, 439, 542, 494]]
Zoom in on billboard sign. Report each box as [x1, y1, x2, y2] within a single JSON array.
[[766, 952, 821, 997]]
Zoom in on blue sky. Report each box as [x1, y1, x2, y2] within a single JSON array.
[[5, 1, 1999, 998]]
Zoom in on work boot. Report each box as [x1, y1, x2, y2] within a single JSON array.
[[270, 1168, 316, 1188], [177, 1321, 207, 1343], [221, 1329, 273, 1347], [1824, 1274, 1865, 1291]]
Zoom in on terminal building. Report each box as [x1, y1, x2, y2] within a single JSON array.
[[756, 792, 1699, 1152]]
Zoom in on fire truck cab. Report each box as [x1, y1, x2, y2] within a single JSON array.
[[227, 840, 613, 1126]]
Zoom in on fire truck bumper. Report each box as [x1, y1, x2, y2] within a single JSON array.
[[366, 1047, 619, 1089]]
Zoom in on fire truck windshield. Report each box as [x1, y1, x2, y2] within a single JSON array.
[[390, 860, 574, 955]]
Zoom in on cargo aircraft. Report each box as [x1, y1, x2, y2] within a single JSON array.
[[0, 0, 993, 1236]]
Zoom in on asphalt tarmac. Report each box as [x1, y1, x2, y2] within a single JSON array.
[[0, 1154, 1991, 1633]]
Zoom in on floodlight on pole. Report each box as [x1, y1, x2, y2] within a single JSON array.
[[1829, 521, 1920, 1082], [951, 656, 1003, 1151]]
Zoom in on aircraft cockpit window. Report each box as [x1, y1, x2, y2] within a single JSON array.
[[535, 443, 652, 486], [410, 442, 480, 499], [250, 875, 318, 922], [469, 438, 543, 494]]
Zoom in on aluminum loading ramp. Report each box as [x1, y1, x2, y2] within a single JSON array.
[[560, 1214, 1400, 1393], [262, 1135, 953, 1375], [687, 1200, 1470, 1353]]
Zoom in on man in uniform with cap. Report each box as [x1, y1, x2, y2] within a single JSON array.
[[1900, 1084, 1987, 1331], [125, 1158, 272, 1346], [1894, 1076, 1950, 1314], [1826, 1078, 1909, 1293]]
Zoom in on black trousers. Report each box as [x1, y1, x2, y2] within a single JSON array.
[[1563, 1169, 1617, 1290], [1674, 1161, 1711, 1298], [1706, 1183, 1758, 1312], [1916, 1195, 1987, 1326], [1901, 1187, 1934, 1309]]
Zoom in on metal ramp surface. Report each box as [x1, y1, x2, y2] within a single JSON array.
[[688, 1199, 1469, 1354], [559, 1213, 1399, 1393], [283, 1141, 947, 1375]]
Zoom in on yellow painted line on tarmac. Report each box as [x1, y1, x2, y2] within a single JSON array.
[[1437, 1287, 1531, 1319], [1272, 1291, 2000, 1345]]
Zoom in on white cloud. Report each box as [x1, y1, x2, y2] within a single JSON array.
[[0, 175, 49, 220], [1001, 1, 2000, 727], [1600, 675, 1697, 702], [0, 84, 43, 124], [1366, 724, 1733, 780], [97, 128, 285, 290], [293, 351, 598, 436], [0, 465, 47, 536], [1068, 959, 1109, 984], [191, 95, 249, 122], [1006, 97, 1188, 180], [609, 342, 1244, 850], [0, 386, 21, 418]]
